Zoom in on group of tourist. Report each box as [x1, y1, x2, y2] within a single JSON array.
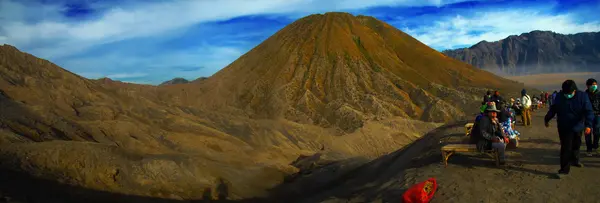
[[469, 78, 600, 178]]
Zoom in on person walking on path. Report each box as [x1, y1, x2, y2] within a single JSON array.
[[585, 78, 600, 156], [521, 89, 533, 126], [544, 80, 594, 178]]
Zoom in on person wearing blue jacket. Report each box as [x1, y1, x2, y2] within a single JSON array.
[[544, 80, 594, 178]]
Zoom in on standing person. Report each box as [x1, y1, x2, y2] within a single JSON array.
[[491, 91, 503, 105], [544, 80, 594, 178], [540, 92, 547, 108], [521, 89, 532, 126], [483, 90, 493, 103], [585, 78, 600, 156], [509, 98, 516, 119], [512, 98, 522, 116], [549, 91, 557, 107], [545, 92, 550, 106]]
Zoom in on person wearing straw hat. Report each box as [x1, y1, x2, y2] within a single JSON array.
[[473, 103, 508, 165]]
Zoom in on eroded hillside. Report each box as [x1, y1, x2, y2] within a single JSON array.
[[0, 12, 523, 202]]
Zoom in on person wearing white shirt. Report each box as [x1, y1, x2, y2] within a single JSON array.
[[521, 89, 532, 126]]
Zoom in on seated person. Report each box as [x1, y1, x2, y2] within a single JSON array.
[[479, 101, 487, 113], [512, 99, 522, 116], [475, 102, 487, 122], [476, 102, 497, 122], [498, 102, 520, 139], [532, 97, 540, 111], [471, 104, 508, 165]]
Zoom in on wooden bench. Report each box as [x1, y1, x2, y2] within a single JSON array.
[[441, 144, 499, 167], [464, 123, 474, 136]]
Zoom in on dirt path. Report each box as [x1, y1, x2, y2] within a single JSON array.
[[280, 109, 600, 203], [1, 109, 599, 203], [401, 109, 600, 203]]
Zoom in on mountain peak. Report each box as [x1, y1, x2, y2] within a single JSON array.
[[195, 13, 522, 132], [159, 77, 190, 86], [443, 31, 600, 75], [0, 44, 18, 51]]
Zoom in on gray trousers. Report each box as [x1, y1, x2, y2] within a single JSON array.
[[492, 142, 507, 162]]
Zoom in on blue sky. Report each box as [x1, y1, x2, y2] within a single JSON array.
[[1, 0, 599, 84]]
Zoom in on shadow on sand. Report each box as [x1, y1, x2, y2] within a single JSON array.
[[0, 169, 259, 203], [518, 138, 560, 145], [262, 121, 473, 202], [0, 121, 471, 203], [6, 119, 590, 203]]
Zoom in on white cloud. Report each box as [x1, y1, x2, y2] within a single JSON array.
[[2, 0, 599, 84], [106, 72, 148, 79], [58, 44, 243, 84], [402, 10, 600, 50], [0, 0, 476, 59]]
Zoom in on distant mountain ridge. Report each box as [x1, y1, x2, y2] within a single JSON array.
[[442, 30, 600, 75], [159, 77, 190, 86]]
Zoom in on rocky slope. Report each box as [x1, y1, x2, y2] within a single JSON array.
[[0, 43, 440, 201], [185, 12, 523, 132], [443, 30, 600, 75], [0, 12, 523, 202], [159, 77, 190, 86]]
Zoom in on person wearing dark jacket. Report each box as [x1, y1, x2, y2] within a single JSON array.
[[483, 90, 493, 103], [498, 101, 511, 123], [585, 78, 600, 156], [544, 80, 594, 178], [471, 104, 507, 165], [491, 91, 503, 105], [549, 91, 557, 106]]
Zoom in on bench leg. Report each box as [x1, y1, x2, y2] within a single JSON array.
[[442, 151, 454, 167]]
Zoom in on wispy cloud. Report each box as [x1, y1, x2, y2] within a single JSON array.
[[173, 66, 205, 72], [60, 43, 243, 84], [1, 0, 599, 84], [1, 0, 475, 58], [402, 9, 600, 50], [106, 72, 147, 79]]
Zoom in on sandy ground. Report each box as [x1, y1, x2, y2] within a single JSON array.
[[2, 109, 599, 203], [507, 72, 600, 91], [271, 108, 600, 203], [411, 109, 600, 203]]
